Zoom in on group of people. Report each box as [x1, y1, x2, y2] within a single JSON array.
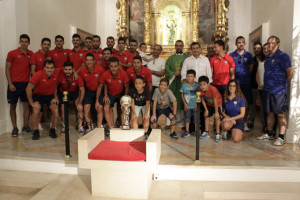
[[5, 33, 293, 146]]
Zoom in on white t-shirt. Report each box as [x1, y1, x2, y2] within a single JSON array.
[[257, 61, 265, 89], [147, 57, 166, 87], [139, 51, 150, 66]]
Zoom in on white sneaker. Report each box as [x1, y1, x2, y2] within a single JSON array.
[[222, 131, 228, 140], [274, 138, 285, 146], [257, 133, 271, 140], [38, 124, 43, 131], [244, 123, 250, 132]]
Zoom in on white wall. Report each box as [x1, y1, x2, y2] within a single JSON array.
[[227, 0, 252, 52], [27, 0, 98, 51], [96, 0, 118, 47], [250, 0, 294, 57]]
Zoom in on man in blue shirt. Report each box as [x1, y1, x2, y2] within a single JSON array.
[[230, 36, 253, 132], [260, 36, 294, 146]]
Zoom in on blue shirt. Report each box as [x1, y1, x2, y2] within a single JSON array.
[[264, 49, 291, 94], [229, 50, 253, 85], [223, 97, 246, 122], [180, 82, 199, 109]]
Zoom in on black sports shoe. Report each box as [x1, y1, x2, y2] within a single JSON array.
[[49, 128, 57, 138], [22, 126, 33, 134], [170, 132, 178, 139], [32, 130, 40, 140], [247, 122, 254, 129], [12, 128, 18, 137]]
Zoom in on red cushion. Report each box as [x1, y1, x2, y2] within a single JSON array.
[[88, 141, 146, 161]]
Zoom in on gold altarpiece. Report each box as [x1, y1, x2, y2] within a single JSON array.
[[116, 0, 229, 56]]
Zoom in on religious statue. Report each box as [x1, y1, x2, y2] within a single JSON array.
[[166, 19, 177, 45]]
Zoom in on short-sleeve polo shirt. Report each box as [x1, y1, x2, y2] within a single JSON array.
[[78, 65, 105, 92], [6, 48, 33, 82], [127, 66, 152, 85], [210, 53, 235, 85], [30, 70, 60, 96], [229, 50, 253, 85], [68, 48, 85, 71], [99, 69, 129, 96], [115, 51, 133, 71], [264, 49, 291, 94], [48, 48, 70, 69], [59, 74, 83, 93], [30, 50, 48, 72]]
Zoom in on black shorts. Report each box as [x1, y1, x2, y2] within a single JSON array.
[[107, 93, 123, 107], [33, 95, 55, 108], [262, 91, 289, 114], [7, 82, 28, 104], [83, 89, 96, 105], [232, 120, 244, 131], [59, 91, 78, 104], [206, 105, 222, 117], [152, 107, 176, 124], [240, 84, 252, 105]]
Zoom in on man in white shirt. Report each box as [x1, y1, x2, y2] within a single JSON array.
[[147, 44, 166, 92], [181, 42, 212, 83]]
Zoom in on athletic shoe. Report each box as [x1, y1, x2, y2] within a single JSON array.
[[200, 131, 210, 139], [79, 126, 85, 135], [85, 128, 91, 135], [12, 128, 18, 137], [38, 123, 44, 131], [60, 128, 65, 135], [274, 137, 285, 146], [244, 124, 250, 132], [181, 131, 190, 138], [49, 128, 57, 138], [170, 132, 178, 139], [257, 133, 272, 140], [215, 134, 221, 142], [32, 130, 40, 140], [22, 126, 33, 134], [222, 131, 228, 140]]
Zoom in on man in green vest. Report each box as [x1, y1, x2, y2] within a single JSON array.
[[165, 40, 189, 127]]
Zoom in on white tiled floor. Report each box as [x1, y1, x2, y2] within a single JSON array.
[[1, 169, 300, 200]]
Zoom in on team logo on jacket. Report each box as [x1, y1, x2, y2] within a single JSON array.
[[53, 78, 56, 81], [72, 83, 76, 86], [43, 79, 46, 82], [99, 54, 102, 58], [272, 59, 275, 64], [224, 61, 228, 64], [80, 54, 83, 57], [28, 56, 31, 59], [64, 53, 67, 56], [95, 74, 98, 78], [233, 101, 237, 106], [118, 80, 122, 84], [124, 57, 127, 61], [244, 58, 247, 62], [108, 79, 111, 82], [18, 55, 21, 58]]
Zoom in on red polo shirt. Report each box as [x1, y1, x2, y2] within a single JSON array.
[[99, 69, 129, 96], [68, 48, 85, 71], [210, 53, 235, 85], [59, 73, 83, 93], [112, 48, 118, 56], [48, 48, 70, 69], [127, 66, 152, 85], [115, 51, 133, 71], [78, 65, 105, 92], [30, 70, 60, 95], [100, 60, 109, 70], [91, 48, 103, 64], [30, 50, 48, 72], [6, 48, 33, 83]]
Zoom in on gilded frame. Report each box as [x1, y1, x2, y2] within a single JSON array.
[[116, 0, 229, 51]]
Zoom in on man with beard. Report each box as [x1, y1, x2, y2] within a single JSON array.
[[100, 48, 112, 70], [106, 36, 118, 56], [68, 34, 84, 73], [165, 40, 189, 127], [26, 59, 60, 140], [31, 38, 51, 74], [91, 35, 103, 65], [115, 37, 133, 71], [48, 35, 70, 69], [127, 39, 139, 57]]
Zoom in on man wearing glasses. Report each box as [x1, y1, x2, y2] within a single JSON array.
[[230, 36, 254, 132], [210, 40, 235, 96]]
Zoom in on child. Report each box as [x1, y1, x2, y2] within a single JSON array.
[[198, 76, 222, 142], [151, 78, 178, 138], [139, 43, 153, 66], [180, 69, 199, 137], [129, 76, 151, 139], [98, 57, 130, 131]]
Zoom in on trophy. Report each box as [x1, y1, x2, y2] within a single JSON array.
[[120, 95, 132, 130], [196, 91, 201, 103]]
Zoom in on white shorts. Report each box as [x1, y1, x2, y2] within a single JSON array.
[[135, 105, 150, 117]]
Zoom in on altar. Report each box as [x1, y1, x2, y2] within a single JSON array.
[[116, 0, 230, 56]]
